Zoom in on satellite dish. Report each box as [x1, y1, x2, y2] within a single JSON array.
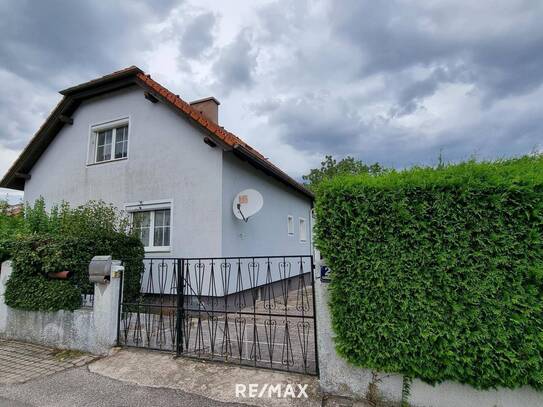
[[233, 189, 263, 222]]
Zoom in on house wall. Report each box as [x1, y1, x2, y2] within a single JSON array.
[[24, 86, 223, 258], [221, 153, 313, 257]]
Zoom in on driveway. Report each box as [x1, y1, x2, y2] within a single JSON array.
[[0, 340, 330, 407]]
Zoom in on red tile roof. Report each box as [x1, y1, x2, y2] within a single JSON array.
[[136, 72, 268, 160], [135, 70, 313, 198]]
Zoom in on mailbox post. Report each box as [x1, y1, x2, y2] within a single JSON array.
[[89, 255, 112, 284], [90, 255, 123, 353]]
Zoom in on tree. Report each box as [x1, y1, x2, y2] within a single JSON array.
[[302, 155, 384, 189]]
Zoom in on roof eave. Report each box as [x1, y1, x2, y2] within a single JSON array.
[[2, 70, 144, 190], [232, 145, 314, 200], [60, 66, 142, 96]]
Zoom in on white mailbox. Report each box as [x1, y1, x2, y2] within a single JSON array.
[[89, 255, 112, 284]]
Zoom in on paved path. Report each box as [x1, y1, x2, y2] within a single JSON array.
[[0, 340, 246, 406], [0, 367, 248, 407], [0, 340, 330, 406], [0, 339, 95, 384], [90, 348, 321, 407]]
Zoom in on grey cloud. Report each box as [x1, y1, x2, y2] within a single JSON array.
[[249, 99, 281, 116], [179, 12, 216, 59], [0, 71, 58, 150], [391, 65, 473, 117], [0, 0, 178, 149], [255, 1, 307, 44], [330, 0, 543, 104], [0, 0, 177, 87], [263, 87, 543, 169], [267, 94, 370, 156], [245, 0, 543, 169], [212, 29, 257, 93]]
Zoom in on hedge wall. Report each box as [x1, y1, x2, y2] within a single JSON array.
[[315, 156, 543, 390], [5, 235, 84, 311], [5, 233, 144, 311], [3, 199, 144, 311]]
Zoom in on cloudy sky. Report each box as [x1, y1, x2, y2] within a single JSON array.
[[1, 0, 543, 201]]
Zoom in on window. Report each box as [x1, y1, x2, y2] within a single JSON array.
[[90, 120, 129, 164], [287, 215, 294, 235], [114, 125, 128, 159], [132, 209, 171, 251], [299, 218, 307, 242]]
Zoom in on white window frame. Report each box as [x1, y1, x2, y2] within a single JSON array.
[[125, 199, 172, 253], [299, 217, 307, 242], [88, 117, 130, 165], [287, 215, 294, 235]]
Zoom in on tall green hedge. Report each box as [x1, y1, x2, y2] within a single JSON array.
[[315, 156, 543, 390]]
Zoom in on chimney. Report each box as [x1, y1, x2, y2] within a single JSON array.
[[190, 96, 220, 124]]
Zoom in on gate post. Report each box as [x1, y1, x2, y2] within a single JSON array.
[[175, 258, 185, 355], [310, 255, 320, 377]]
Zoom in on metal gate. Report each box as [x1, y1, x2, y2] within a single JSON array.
[[117, 256, 318, 375]]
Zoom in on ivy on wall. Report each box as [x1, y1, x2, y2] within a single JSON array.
[[315, 156, 543, 390]]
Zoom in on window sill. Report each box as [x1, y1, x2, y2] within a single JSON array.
[[87, 157, 128, 167], [144, 246, 171, 253]]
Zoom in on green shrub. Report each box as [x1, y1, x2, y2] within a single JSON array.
[[0, 200, 24, 262], [5, 234, 83, 311], [4, 199, 144, 311], [315, 155, 543, 390], [5, 273, 82, 312]]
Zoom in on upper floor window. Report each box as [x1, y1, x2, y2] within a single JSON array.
[[89, 118, 129, 165]]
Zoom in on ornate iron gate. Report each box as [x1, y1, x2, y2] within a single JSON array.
[[118, 256, 318, 375]]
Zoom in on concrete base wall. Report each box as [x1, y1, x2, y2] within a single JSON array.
[[314, 261, 543, 407], [0, 261, 121, 355]]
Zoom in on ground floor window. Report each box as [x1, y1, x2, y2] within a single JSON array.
[[127, 202, 172, 252], [299, 217, 307, 242]]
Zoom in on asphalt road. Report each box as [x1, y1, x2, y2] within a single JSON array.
[[0, 366, 249, 407]]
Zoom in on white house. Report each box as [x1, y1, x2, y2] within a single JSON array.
[[0, 66, 314, 259]]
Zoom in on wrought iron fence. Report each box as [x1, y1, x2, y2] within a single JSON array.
[[118, 256, 318, 375]]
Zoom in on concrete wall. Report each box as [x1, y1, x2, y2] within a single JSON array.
[[221, 152, 313, 257], [23, 86, 223, 258], [315, 260, 543, 407], [0, 261, 121, 355]]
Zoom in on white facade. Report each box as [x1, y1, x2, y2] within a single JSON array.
[[23, 85, 312, 258]]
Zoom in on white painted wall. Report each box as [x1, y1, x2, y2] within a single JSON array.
[[24, 86, 223, 258], [221, 153, 313, 257], [23, 84, 313, 264]]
